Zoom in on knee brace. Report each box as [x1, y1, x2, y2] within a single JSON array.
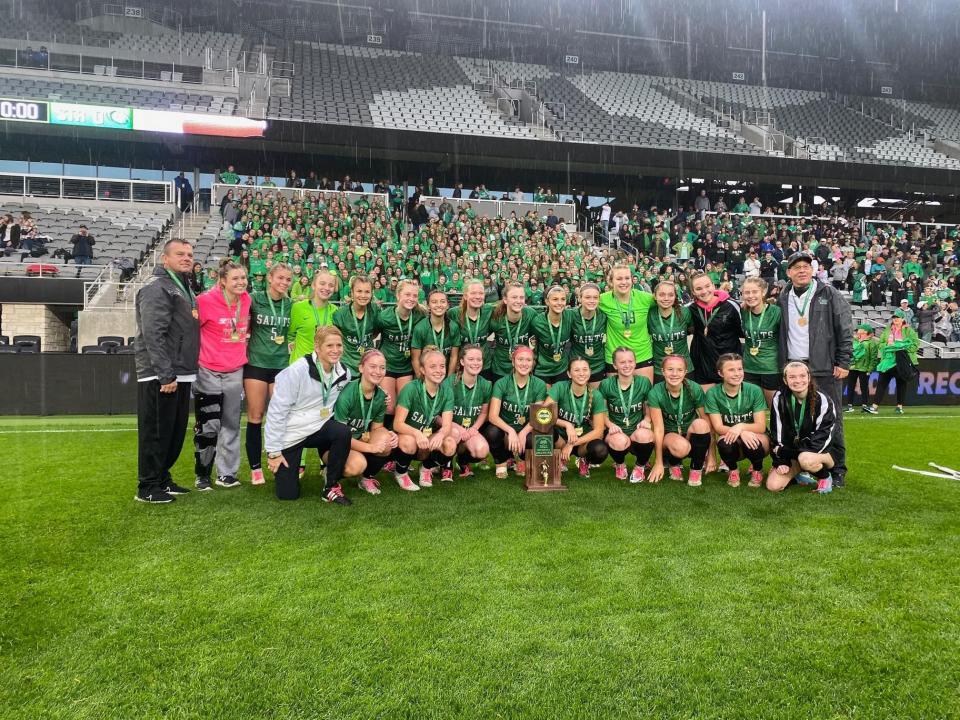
[[193, 391, 223, 475]]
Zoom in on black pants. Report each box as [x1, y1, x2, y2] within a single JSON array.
[[845, 370, 870, 406], [137, 380, 192, 493], [274, 420, 351, 500], [716, 437, 766, 471], [872, 368, 907, 406], [481, 424, 534, 464], [813, 374, 846, 476]]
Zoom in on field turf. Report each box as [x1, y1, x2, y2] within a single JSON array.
[[2, 409, 959, 719]]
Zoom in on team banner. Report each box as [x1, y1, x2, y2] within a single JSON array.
[[852, 359, 960, 406], [0, 97, 266, 138]]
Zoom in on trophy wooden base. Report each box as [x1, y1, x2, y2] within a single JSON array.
[[524, 450, 567, 492]]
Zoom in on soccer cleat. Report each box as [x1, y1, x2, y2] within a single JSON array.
[[895, 406, 904, 415], [440, 468, 454, 482], [458, 464, 475, 478], [727, 470, 741, 488], [577, 457, 591, 478], [630, 465, 646, 484], [323, 484, 352, 505], [515, 460, 526, 476], [864, 405, 878, 415], [795, 472, 817, 486], [814, 475, 833, 494], [359, 478, 381, 495], [717, 461, 729, 473], [135, 489, 174, 504], [195, 477, 213, 491], [162, 481, 190, 495], [495, 465, 509, 479], [833, 474, 846, 489], [395, 472, 420, 491], [687, 469, 703, 487], [383, 461, 396, 473], [418, 468, 434, 488], [250, 468, 265, 486], [669, 466, 684, 482], [748, 470, 764, 488], [845, 405, 854, 413], [215, 475, 241, 489], [614, 463, 628, 481]]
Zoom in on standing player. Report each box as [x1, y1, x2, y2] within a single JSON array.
[[647, 355, 713, 486], [688, 271, 742, 392], [288, 270, 337, 364], [704, 354, 769, 488], [648, 279, 692, 382], [412, 289, 461, 376], [452, 279, 495, 380], [379, 278, 424, 427], [569, 282, 607, 388], [599, 347, 655, 483], [244, 263, 293, 486], [740, 277, 782, 403], [489, 282, 536, 381], [532, 285, 573, 386], [333, 274, 380, 376], [598, 264, 656, 382]]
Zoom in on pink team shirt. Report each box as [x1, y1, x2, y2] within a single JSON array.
[[197, 288, 252, 372]]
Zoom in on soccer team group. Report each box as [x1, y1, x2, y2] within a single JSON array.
[[134, 238, 859, 505]]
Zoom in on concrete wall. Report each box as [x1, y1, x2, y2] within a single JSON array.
[[1, 303, 71, 351], [78, 308, 137, 351]]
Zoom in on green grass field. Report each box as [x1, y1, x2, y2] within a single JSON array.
[[2, 410, 960, 719]]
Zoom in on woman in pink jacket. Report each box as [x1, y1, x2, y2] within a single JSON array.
[[194, 258, 252, 490]]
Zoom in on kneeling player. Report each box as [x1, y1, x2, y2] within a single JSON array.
[[598, 347, 654, 483]]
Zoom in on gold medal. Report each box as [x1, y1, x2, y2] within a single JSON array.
[[664, 345, 674, 355], [230, 331, 240, 342], [422, 427, 433, 437], [749, 346, 759, 356], [191, 308, 199, 320], [274, 335, 285, 345], [404, 349, 411, 358], [357, 346, 366, 355], [797, 317, 808, 327], [704, 328, 709, 337], [360, 432, 371, 443], [623, 329, 632, 338], [319, 407, 331, 419], [515, 415, 525, 426], [585, 347, 594, 357], [575, 427, 584, 437], [552, 353, 562, 362], [461, 417, 472, 428]]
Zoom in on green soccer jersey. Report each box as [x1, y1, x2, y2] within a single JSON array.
[[647, 380, 706, 435], [288, 299, 336, 365], [567, 308, 607, 374], [412, 317, 462, 363], [379, 306, 424, 375], [531, 312, 573, 379], [491, 374, 549, 432], [396, 379, 454, 431], [647, 305, 693, 375], [548, 381, 608, 431], [442, 374, 492, 427], [332, 303, 380, 374], [489, 306, 536, 377], [598, 289, 656, 364], [741, 303, 782, 376], [247, 291, 292, 369], [704, 382, 767, 427], [598, 375, 652, 434], [333, 379, 387, 439], [449, 303, 494, 371]]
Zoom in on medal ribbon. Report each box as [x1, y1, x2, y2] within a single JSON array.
[[461, 379, 479, 420], [747, 304, 767, 350], [311, 301, 332, 327], [658, 308, 676, 341], [617, 378, 635, 426], [790, 395, 807, 438], [222, 287, 241, 335], [358, 383, 375, 431], [166, 269, 196, 309], [512, 377, 530, 419], [422, 381, 441, 426], [791, 285, 814, 322], [431, 319, 446, 351], [352, 305, 368, 346], [571, 387, 588, 426], [669, 384, 685, 434]]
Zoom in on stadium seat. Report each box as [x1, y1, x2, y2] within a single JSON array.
[[13, 335, 40, 353], [0, 346, 18, 354], [81, 346, 108, 354], [97, 336, 125, 352]]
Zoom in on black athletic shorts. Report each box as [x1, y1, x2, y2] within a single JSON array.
[[540, 371, 569, 386], [605, 358, 653, 374], [243, 364, 282, 383], [744, 372, 780, 391], [386, 370, 413, 379]]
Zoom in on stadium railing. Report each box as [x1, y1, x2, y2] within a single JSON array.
[[0, 172, 174, 203], [211, 183, 388, 209], [416, 195, 576, 225], [0, 42, 206, 83]]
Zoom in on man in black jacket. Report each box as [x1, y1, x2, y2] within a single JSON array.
[[70, 225, 95, 276], [133, 239, 201, 503], [777, 252, 852, 486]]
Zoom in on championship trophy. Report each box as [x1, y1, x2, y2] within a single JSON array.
[[524, 401, 566, 492]]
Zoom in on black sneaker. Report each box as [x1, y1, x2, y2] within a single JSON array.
[[215, 475, 241, 489], [135, 489, 175, 504], [323, 484, 352, 505], [195, 477, 213, 491], [162, 481, 191, 495], [833, 473, 846, 489]]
